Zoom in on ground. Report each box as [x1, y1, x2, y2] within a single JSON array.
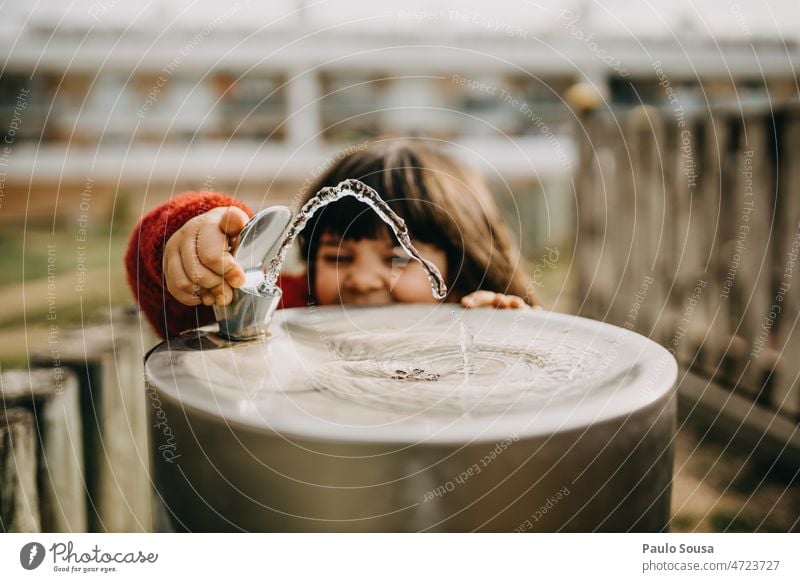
[[671, 423, 799, 532]]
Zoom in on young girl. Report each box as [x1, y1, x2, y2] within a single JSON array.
[[126, 139, 535, 339]]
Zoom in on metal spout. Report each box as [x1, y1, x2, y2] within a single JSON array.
[[213, 205, 292, 341], [214, 287, 282, 341]]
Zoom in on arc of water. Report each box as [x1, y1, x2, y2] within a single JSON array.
[[259, 179, 448, 300]]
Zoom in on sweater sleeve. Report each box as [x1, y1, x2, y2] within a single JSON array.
[[125, 192, 312, 339]]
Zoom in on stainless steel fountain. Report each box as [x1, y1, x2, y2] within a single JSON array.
[[146, 304, 677, 532]]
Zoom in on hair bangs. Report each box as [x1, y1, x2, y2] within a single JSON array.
[[302, 166, 453, 249]]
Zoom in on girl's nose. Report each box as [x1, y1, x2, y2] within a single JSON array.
[[343, 263, 387, 293]]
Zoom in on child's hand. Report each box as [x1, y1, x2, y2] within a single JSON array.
[[163, 206, 249, 307], [461, 290, 533, 310]]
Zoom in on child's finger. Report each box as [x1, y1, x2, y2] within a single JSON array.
[[497, 294, 526, 309], [217, 206, 249, 237], [180, 235, 225, 290], [199, 291, 215, 306], [224, 261, 246, 288], [164, 255, 202, 306], [461, 290, 496, 307], [210, 280, 234, 306], [461, 295, 479, 307], [462, 291, 530, 309], [215, 252, 245, 288], [196, 229, 245, 286], [508, 296, 530, 309]]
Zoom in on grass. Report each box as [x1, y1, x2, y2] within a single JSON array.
[[708, 510, 760, 532], [670, 424, 799, 532], [0, 224, 133, 368]]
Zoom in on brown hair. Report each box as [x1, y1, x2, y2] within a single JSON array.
[[297, 138, 534, 304]]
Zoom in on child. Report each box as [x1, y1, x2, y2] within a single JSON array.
[[126, 139, 535, 339]]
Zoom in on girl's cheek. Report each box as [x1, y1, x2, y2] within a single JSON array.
[[314, 262, 341, 305], [391, 265, 439, 303], [389, 246, 449, 303]]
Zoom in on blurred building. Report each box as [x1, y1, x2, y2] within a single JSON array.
[[0, 0, 798, 251]]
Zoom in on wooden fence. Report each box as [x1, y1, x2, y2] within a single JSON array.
[[0, 308, 155, 532], [573, 101, 800, 463]]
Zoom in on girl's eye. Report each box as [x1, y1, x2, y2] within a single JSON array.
[[388, 252, 411, 267], [322, 254, 352, 264]]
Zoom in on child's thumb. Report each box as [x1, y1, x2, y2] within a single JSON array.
[[218, 206, 249, 238]]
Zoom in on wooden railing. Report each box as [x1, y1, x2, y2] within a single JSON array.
[[0, 308, 155, 532], [573, 101, 800, 441]]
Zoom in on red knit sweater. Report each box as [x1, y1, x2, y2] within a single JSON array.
[[125, 191, 311, 339]]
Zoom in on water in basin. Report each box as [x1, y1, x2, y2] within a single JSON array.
[[151, 304, 670, 443]]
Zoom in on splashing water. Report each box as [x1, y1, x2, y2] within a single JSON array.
[[458, 318, 476, 379], [456, 317, 476, 416], [257, 179, 448, 299]]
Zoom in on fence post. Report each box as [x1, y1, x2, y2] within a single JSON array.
[[772, 113, 800, 417], [697, 114, 732, 374], [731, 115, 776, 396], [575, 109, 606, 318], [1, 369, 86, 532], [0, 407, 40, 532]]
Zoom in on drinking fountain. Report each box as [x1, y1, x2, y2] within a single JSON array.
[[144, 192, 678, 532]]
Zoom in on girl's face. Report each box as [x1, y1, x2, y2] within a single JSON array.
[[314, 231, 449, 306]]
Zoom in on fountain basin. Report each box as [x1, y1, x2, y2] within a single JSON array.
[[144, 305, 677, 531]]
